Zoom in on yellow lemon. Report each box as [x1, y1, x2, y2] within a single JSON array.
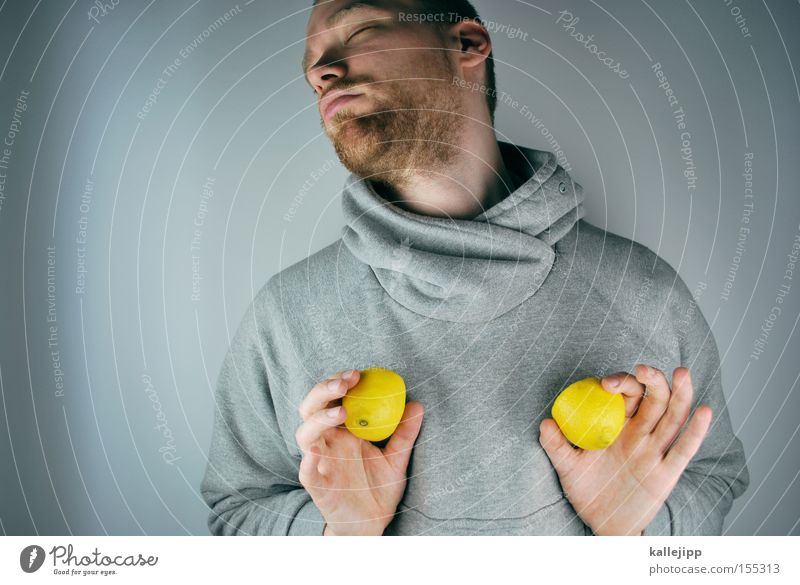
[[552, 377, 625, 450], [343, 367, 406, 442]]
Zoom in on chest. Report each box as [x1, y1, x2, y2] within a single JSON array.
[[283, 291, 679, 524]]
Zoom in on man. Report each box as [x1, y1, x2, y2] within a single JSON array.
[[200, 0, 749, 536]]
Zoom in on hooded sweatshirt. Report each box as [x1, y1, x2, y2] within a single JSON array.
[[201, 141, 749, 536]]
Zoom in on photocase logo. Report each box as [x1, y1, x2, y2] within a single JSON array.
[[20, 545, 45, 573], [390, 236, 413, 271]]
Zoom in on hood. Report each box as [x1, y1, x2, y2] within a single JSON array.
[[340, 141, 585, 323]]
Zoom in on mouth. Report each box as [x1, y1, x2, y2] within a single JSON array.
[[321, 91, 363, 123]]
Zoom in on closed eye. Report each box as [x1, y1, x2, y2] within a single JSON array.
[[346, 25, 376, 43]]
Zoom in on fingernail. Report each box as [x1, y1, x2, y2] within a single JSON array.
[[343, 369, 356, 379], [327, 406, 341, 418], [606, 376, 620, 388], [327, 379, 341, 391]]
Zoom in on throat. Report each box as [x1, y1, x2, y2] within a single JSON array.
[[370, 149, 518, 220]]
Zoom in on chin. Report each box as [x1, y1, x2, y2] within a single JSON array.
[[332, 138, 387, 178], [327, 106, 378, 135], [326, 104, 455, 183], [327, 114, 364, 138], [329, 115, 386, 157]]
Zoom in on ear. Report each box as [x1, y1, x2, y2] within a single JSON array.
[[449, 19, 492, 77]]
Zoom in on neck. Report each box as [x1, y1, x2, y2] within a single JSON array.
[[372, 125, 516, 220]]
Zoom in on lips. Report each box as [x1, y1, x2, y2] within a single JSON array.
[[321, 91, 363, 122]]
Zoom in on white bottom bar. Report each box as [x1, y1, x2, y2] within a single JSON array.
[[1, 536, 797, 584]]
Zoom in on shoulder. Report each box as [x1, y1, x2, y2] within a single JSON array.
[[562, 219, 693, 298], [559, 219, 704, 341], [225, 240, 359, 382], [564, 219, 675, 281], [249, 238, 369, 334]]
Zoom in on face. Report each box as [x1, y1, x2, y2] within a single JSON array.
[[304, 0, 467, 185]]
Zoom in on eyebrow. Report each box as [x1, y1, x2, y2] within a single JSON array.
[[302, 1, 390, 78]]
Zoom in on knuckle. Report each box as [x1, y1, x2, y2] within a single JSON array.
[[672, 394, 689, 410], [310, 380, 328, 398], [325, 372, 343, 384], [298, 403, 309, 420], [316, 411, 339, 431], [298, 465, 313, 487]]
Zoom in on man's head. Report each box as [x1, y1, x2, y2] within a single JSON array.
[[303, 0, 496, 186]]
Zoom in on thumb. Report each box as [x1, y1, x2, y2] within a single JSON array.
[[539, 418, 576, 474], [382, 401, 424, 472]]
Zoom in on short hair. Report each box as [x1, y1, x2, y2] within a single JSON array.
[[311, 0, 498, 124]]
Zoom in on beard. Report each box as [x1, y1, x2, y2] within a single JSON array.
[[322, 57, 465, 188]]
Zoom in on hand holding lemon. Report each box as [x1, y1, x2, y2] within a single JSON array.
[[296, 368, 424, 536], [551, 377, 625, 450], [539, 365, 713, 535], [343, 367, 407, 442]]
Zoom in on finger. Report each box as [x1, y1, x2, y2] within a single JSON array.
[[315, 444, 334, 477], [299, 444, 326, 488], [539, 418, 577, 475], [298, 369, 361, 421], [628, 364, 672, 435], [295, 405, 347, 453], [652, 368, 694, 453], [383, 401, 425, 472], [663, 405, 713, 476], [601, 371, 645, 418]]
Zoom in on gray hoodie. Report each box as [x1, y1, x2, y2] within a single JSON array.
[[200, 142, 749, 535]]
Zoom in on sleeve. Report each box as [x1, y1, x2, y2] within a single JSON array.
[[642, 277, 750, 535], [200, 296, 326, 536]]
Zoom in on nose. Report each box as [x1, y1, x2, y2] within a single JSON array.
[[307, 53, 347, 95]]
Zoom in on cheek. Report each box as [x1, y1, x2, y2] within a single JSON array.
[[347, 50, 402, 79], [348, 34, 448, 79]]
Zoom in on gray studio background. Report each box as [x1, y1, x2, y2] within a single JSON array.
[[0, 0, 798, 535]]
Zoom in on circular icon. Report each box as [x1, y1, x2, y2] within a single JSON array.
[[20, 545, 45, 573]]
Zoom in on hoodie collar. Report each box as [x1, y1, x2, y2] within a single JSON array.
[[341, 142, 585, 323]]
